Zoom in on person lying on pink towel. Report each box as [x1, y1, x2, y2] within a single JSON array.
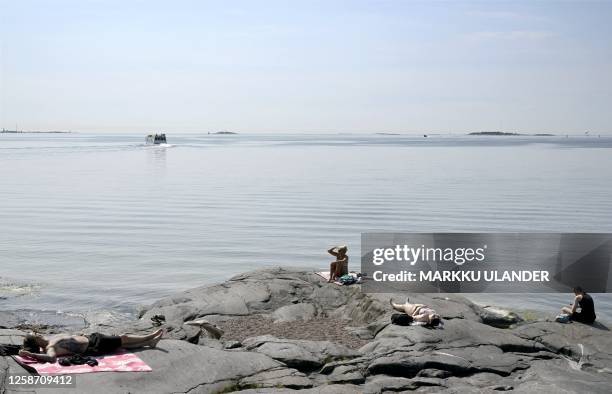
[[19, 329, 163, 363]]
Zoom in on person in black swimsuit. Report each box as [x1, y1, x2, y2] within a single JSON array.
[[327, 245, 349, 283], [560, 286, 596, 324]]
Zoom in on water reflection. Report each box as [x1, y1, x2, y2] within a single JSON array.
[[146, 146, 167, 174]]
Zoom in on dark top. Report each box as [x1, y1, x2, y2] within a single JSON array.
[[576, 293, 596, 323]]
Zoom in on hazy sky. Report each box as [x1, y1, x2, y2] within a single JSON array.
[[1, 0, 611, 133]]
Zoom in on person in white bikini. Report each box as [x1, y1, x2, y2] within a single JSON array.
[[390, 298, 441, 327]]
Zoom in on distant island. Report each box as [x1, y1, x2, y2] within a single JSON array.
[[375, 132, 400, 135], [208, 131, 238, 135], [469, 131, 554, 136], [1, 130, 72, 134], [469, 131, 519, 136]]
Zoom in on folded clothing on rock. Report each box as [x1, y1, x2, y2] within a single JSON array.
[[58, 355, 98, 367], [0, 344, 21, 356], [315, 271, 361, 285]]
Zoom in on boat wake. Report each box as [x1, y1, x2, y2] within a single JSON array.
[[144, 143, 174, 148]]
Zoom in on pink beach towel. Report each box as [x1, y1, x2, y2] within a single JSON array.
[[13, 350, 152, 375]]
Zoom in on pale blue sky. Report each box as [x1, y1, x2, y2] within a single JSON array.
[[1, 0, 611, 133]]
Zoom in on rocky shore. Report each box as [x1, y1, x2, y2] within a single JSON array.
[[2, 267, 611, 393]]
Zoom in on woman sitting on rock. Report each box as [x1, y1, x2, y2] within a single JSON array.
[[327, 245, 349, 282], [390, 298, 441, 327], [560, 286, 596, 324]]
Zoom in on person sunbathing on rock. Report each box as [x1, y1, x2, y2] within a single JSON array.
[[19, 329, 163, 363], [560, 286, 596, 324], [327, 245, 349, 283], [390, 298, 441, 327]]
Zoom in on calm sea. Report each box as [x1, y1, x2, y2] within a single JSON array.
[[1, 133, 611, 323]]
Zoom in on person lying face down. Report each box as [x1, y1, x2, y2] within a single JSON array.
[[20, 329, 163, 363], [560, 286, 596, 324], [390, 298, 441, 327]]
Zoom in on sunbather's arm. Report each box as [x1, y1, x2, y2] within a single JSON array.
[[335, 255, 348, 264], [328, 247, 339, 257], [18, 347, 57, 363], [571, 296, 581, 314]]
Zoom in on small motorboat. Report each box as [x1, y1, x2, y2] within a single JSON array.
[[146, 133, 167, 145]]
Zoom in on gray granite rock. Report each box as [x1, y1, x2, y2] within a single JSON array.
[[0, 312, 20, 330], [243, 335, 358, 371], [224, 340, 242, 349], [239, 367, 313, 389], [476, 305, 524, 328], [234, 384, 363, 393], [2, 268, 612, 394], [372, 317, 540, 353], [0, 328, 26, 345], [513, 358, 612, 393], [4, 339, 283, 394], [327, 364, 365, 384], [272, 303, 317, 322], [363, 375, 445, 393]]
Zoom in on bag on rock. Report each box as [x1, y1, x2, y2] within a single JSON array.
[[555, 313, 571, 323], [339, 274, 356, 285], [0, 344, 21, 356]]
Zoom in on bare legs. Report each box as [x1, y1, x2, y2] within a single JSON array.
[[328, 261, 347, 282], [561, 306, 573, 314], [120, 329, 163, 349], [329, 262, 338, 282], [390, 298, 413, 314]]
